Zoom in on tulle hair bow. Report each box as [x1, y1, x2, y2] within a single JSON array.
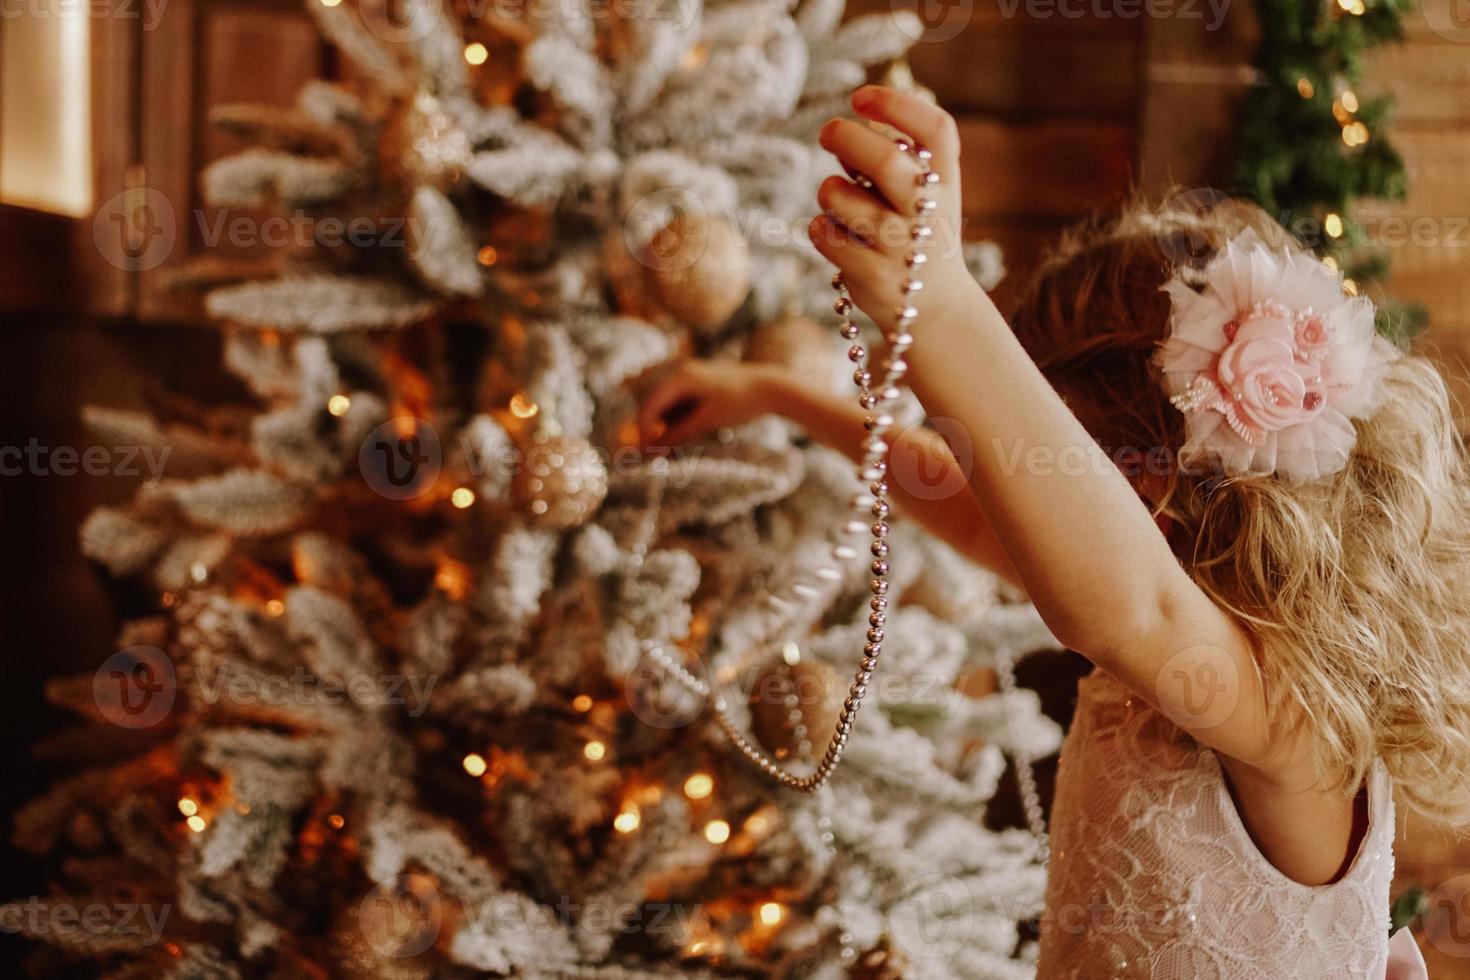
[[1155, 230, 1400, 483]]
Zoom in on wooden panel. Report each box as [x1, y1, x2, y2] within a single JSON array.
[[957, 117, 1134, 219], [137, 0, 327, 322], [849, 0, 1141, 117], [1364, 37, 1470, 130]]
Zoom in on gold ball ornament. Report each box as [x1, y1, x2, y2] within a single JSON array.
[[642, 212, 751, 332], [745, 314, 836, 379], [748, 653, 843, 762], [514, 433, 609, 530]]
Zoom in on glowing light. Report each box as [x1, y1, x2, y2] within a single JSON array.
[[190, 562, 208, 583], [758, 902, 784, 926], [266, 599, 285, 617], [464, 43, 488, 66], [327, 394, 351, 416], [1322, 255, 1340, 272], [614, 804, 641, 833], [781, 641, 801, 666], [683, 773, 714, 800], [1342, 121, 1370, 146], [704, 819, 731, 844], [572, 694, 594, 712], [1325, 213, 1344, 239], [178, 798, 198, 817], [463, 753, 488, 777], [328, 814, 345, 829], [477, 246, 498, 266], [1341, 90, 1359, 113], [509, 393, 539, 419], [186, 815, 207, 833], [1296, 78, 1315, 99], [745, 810, 773, 835], [451, 486, 476, 509], [319, 0, 341, 6], [584, 740, 607, 762], [1343, 279, 1360, 296]]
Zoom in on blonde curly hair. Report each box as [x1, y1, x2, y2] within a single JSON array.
[[1010, 195, 1470, 823]]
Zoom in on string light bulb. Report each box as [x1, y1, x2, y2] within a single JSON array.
[[613, 804, 641, 833], [186, 815, 207, 833], [265, 599, 285, 617], [584, 740, 607, 762], [684, 773, 714, 800], [1296, 77, 1315, 99], [704, 819, 731, 844], [451, 487, 476, 509], [463, 43, 488, 66], [463, 753, 488, 777], [327, 394, 351, 416], [1340, 90, 1359, 113], [758, 902, 784, 926], [572, 694, 593, 712], [1325, 213, 1344, 239], [328, 814, 345, 829], [509, 393, 539, 419], [477, 246, 498, 267], [178, 798, 198, 817]]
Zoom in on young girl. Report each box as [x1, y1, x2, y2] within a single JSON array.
[[639, 86, 1470, 977]]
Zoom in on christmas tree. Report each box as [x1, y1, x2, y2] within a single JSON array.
[[6, 0, 1062, 975]]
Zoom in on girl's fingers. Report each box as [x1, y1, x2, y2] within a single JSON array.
[[850, 85, 962, 185], [809, 215, 906, 328], [638, 376, 695, 444], [818, 118, 925, 217], [816, 176, 911, 254]]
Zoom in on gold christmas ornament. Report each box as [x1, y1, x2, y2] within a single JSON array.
[[514, 433, 609, 529], [748, 653, 843, 762], [642, 211, 751, 332], [745, 314, 835, 379]]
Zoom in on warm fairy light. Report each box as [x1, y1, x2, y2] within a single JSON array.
[[190, 562, 208, 583], [1325, 213, 1344, 238], [704, 819, 731, 844], [178, 798, 198, 817], [451, 486, 476, 509], [572, 694, 594, 712], [584, 740, 607, 762], [1342, 121, 1370, 147], [1343, 278, 1360, 296], [186, 815, 207, 833], [1296, 77, 1315, 99], [477, 246, 499, 266], [435, 558, 471, 600], [464, 43, 489, 66], [758, 902, 784, 926], [463, 752, 488, 777], [327, 394, 351, 416], [614, 804, 641, 833], [319, 0, 341, 7], [509, 393, 539, 419], [328, 814, 346, 829], [266, 599, 285, 617], [1340, 90, 1360, 114], [683, 773, 714, 800], [1322, 255, 1340, 272], [781, 641, 801, 666], [745, 810, 773, 835]]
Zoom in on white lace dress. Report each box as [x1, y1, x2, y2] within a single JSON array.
[[1036, 670, 1399, 979]]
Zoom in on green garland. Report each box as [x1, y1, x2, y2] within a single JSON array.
[[1235, 0, 1426, 340]]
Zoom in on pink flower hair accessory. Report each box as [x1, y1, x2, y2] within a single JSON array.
[[1155, 230, 1400, 483]]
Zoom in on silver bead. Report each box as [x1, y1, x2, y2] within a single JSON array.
[[853, 369, 872, 386], [872, 520, 889, 537], [848, 344, 866, 362], [906, 250, 928, 267], [840, 322, 860, 340], [872, 500, 890, 518], [834, 296, 852, 315], [871, 541, 889, 559]]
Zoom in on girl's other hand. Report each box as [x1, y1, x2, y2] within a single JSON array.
[[812, 86, 977, 333], [638, 361, 783, 448]]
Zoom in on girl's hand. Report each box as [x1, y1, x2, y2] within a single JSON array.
[[638, 361, 784, 448], [811, 86, 978, 333]]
